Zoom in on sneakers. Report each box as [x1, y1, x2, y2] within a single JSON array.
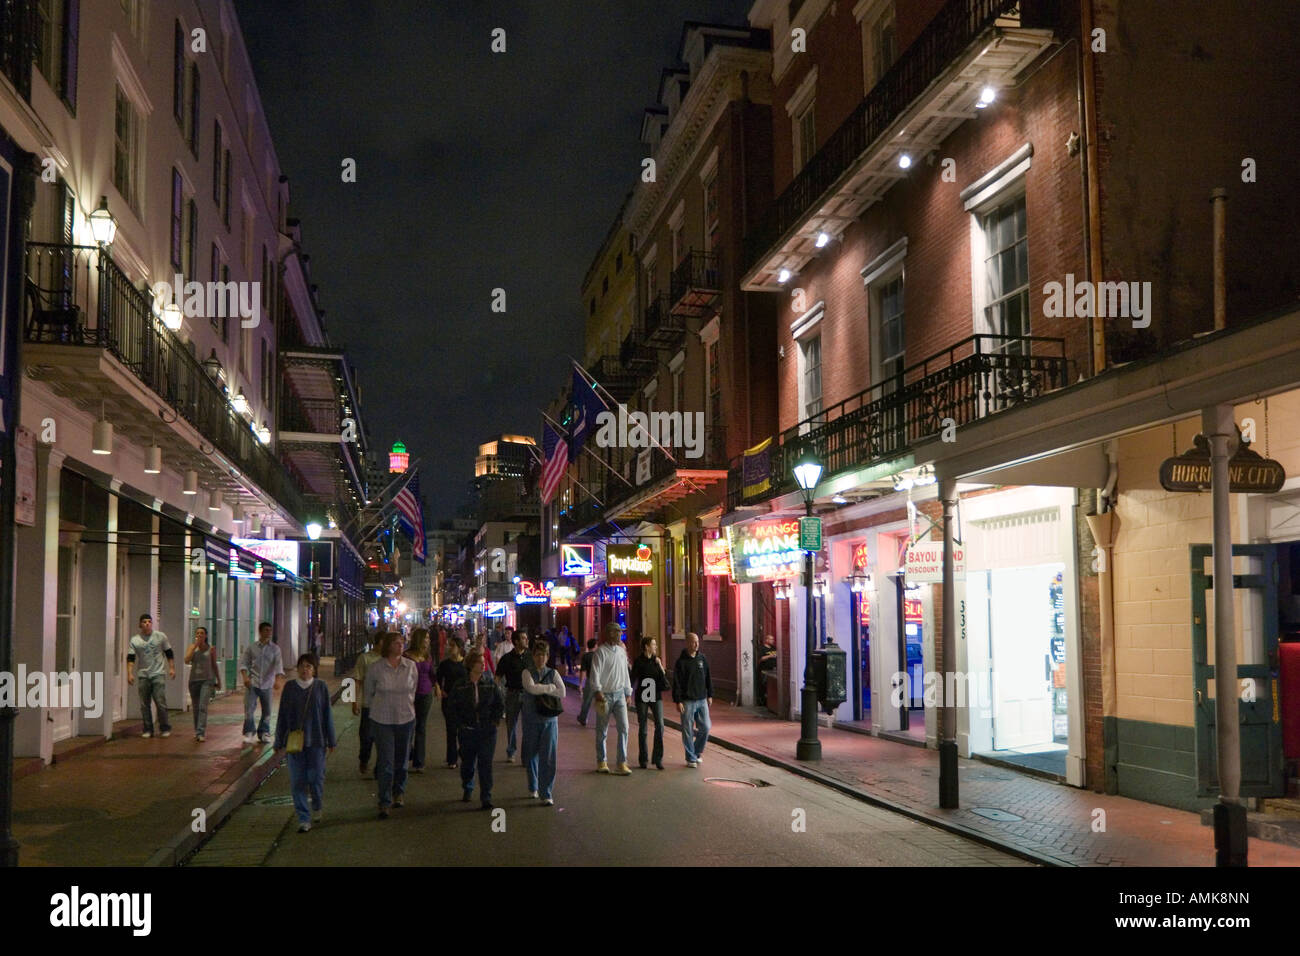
[[298, 823, 311, 833], [596, 761, 610, 773], [242, 733, 256, 745], [695, 755, 703, 764], [160, 730, 172, 738], [528, 790, 539, 799], [393, 796, 404, 808], [687, 760, 699, 768], [141, 732, 153, 739], [195, 734, 205, 742], [506, 754, 516, 764], [542, 798, 554, 806], [615, 763, 632, 776], [312, 808, 323, 823], [257, 734, 269, 745]]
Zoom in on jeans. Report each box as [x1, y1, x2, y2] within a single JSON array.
[[680, 698, 711, 762], [189, 680, 213, 736], [243, 685, 273, 737], [287, 747, 326, 825], [411, 694, 433, 768], [503, 688, 523, 757], [441, 699, 459, 765], [521, 711, 558, 799], [359, 707, 374, 767], [636, 698, 664, 767], [458, 724, 497, 804], [137, 675, 170, 734], [372, 719, 414, 808], [595, 695, 629, 765], [578, 680, 595, 723]]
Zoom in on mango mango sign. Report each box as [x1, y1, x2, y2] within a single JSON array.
[[904, 543, 965, 583]]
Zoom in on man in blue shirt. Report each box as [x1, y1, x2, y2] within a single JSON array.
[[127, 614, 175, 738], [240, 622, 285, 745]]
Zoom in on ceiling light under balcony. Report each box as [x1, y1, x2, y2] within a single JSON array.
[[183, 470, 199, 495], [777, 268, 791, 284], [89, 196, 117, 246], [232, 390, 250, 416], [91, 418, 113, 456], [208, 490, 222, 512], [832, 494, 847, 504], [144, 444, 162, 474], [249, 513, 263, 534], [977, 86, 997, 108], [898, 153, 912, 169], [161, 303, 183, 331], [815, 232, 830, 249], [306, 522, 323, 541], [232, 503, 244, 524]]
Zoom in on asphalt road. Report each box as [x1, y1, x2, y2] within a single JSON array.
[[189, 698, 1031, 867]]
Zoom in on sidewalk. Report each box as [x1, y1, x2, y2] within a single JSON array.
[[10, 668, 320, 867], [652, 691, 1300, 867]]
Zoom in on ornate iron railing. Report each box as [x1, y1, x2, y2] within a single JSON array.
[[726, 333, 1067, 510]]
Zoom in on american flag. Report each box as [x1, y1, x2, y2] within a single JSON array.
[[393, 472, 426, 564], [540, 423, 568, 506]]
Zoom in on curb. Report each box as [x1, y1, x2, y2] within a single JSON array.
[[146, 683, 347, 867]]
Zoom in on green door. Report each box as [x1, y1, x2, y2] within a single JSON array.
[[1191, 544, 1284, 797]]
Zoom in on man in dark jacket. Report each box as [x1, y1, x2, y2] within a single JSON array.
[[631, 636, 670, 769], [495, 631, 529, 762], [450, 650, 506, 809], [671, 632, 713, 768]]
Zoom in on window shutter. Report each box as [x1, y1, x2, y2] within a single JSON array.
[[173, 21, 184, 125], [61, 0, 79, 112]]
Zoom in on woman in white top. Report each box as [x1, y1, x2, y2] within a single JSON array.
[[363, 632, 417, 818], [521, 640, 566, 806]]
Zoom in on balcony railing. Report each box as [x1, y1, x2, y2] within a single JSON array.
[[643, 292, 685, 348], [743, 0, 1024, 273], [24, 242, 312, 523], [0, 0, 35, 101], [670, 251, 721, 318], [619, 323, 657, 372], [588, 354, 639, 403], [726, 333, 1067, 510]]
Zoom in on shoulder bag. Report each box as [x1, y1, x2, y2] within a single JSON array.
[[534, 668, 563, 718], [286, 682, 314, 754]]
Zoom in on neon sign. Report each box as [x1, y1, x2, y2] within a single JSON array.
[[561, 543, 593, 576], [703, 536, 731, 576], [606, 543, 653, 586], [726, 518, 804, 585], [515, 580, 551, 605]]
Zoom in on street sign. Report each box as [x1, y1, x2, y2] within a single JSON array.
[[904, 542, 965, 582], [1159, 431, 1285, 494], [799, 516, 822, 552]]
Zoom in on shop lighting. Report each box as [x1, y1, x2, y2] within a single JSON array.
[[832, 494, 847, 504], [249, 513, 262, 534], [208, 490, 222, 512], [898, 153, 912, 169], [161, 302, 183, 331], [977, 86, 996, 108], [144, 444, 162, 474], [232, 390, 250, 415], [89, 196, 118, 246], [257, 423, 271, 444], [306, 522, 323, 540], [91, 402, 113, 455], [778, 268, 791, 284], [894, 475, 914, 492], [815, 232, 830, 248]]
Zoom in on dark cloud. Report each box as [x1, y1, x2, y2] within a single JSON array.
[[235, 0, 750, 518]]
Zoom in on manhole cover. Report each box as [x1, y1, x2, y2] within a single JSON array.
[[704, 777, 758, 789], [250, 795, 295, 807], [969, 807, 1023, 822]]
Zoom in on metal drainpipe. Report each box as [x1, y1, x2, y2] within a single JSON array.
[[1080, 0, 1105, 373], [1084, 444, 1118, 792]]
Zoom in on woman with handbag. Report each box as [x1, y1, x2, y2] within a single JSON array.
[[273, 653, 336, 833], [365, 632, 418, 818], [521, 639, 566, 806], [184, 626, 221, 742]]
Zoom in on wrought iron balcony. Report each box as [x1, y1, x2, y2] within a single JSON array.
[[0, 0, 35, 101], [24, 242, 312, 523], [670, 251, 721, 318], [726, 333, 1068, 510], [588, 354, 639, 404], [643, 292, 686, 349], [619, 323, 657, 372], [743, 0, 1046, 284]]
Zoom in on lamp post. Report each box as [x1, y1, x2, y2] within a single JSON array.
[[793, 448, 823, 761]]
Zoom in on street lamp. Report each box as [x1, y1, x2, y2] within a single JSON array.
[[793, 447, 822, 761], [306, 521, 322, 540], [88, 196, 117, 247]]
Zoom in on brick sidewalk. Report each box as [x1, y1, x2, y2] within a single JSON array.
[[11, 675, 297, 866], [653, 692, 1300, 866]]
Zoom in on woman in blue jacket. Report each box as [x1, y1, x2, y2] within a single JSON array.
[[274, 653, 337, 832]]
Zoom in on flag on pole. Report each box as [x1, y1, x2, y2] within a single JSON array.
[[568, 365, 608, 463], [393, 471, 426, 564], [540, 422, 568, 505]]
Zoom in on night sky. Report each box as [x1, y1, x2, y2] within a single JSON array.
[[235, 0, 750, 521]]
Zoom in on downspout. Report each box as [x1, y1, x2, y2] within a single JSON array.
[[1080, 0, 1105, 373], [1084, 442, 1119, 793]]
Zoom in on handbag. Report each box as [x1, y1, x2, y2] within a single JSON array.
[[286, 682, 313, 754], [534, 668, 563, 718]]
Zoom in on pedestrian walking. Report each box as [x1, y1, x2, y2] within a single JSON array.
[[365, 632, 418, 819], [495, 630, 529, 763], [591, 622, 633, 775], [577, 639, 598, 725], [239, 622, 285, 745], [631, 636, 669, 770], [274, 653, 337, 833], [672, 632, 713, 768], [406, 629, 435, 772], [184, 626, 220, 742], [126, 613, 175, 738], [521, 639, 565, 805], [449, 649, 505, 809], [560, 626, 576, 674], [435, 637, 467, 767], [352, 630, 385, 775]]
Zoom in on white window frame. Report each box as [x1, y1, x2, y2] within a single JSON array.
[[111, 36, 152, 218], [963, 144, 1033, 338], [854, 0, 897, 91], [791, 300, 825, 431], [861, 237, 908, 386], [699, 316, 720, 434], [787, 66, 818, 173]]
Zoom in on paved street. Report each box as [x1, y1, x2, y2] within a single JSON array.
[[190, 698, 1028, 867]]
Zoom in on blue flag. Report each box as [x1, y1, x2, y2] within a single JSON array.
[[568, 366, 608, 463]]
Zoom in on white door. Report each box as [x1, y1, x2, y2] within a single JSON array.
[[989, 565, 1055, 750], [52, 543, 80, 741]]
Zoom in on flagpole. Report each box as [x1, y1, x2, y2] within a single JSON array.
[[536, 413, 610, 506], [542, 409, 635, 490], [354, 465, 421, 543]]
